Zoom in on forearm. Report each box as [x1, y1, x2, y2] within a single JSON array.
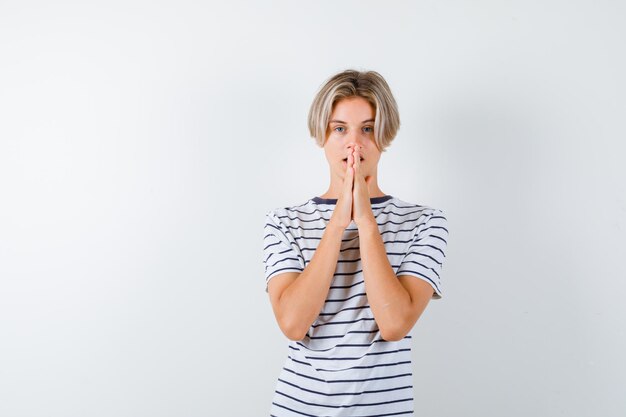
[[279, 222, 345, 340], [358, 221, 412, 341]]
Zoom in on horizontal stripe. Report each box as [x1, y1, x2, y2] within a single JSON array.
[[278, 377, 413, 397], [274, 389, 413, 409], [282, 365, 413, 384]]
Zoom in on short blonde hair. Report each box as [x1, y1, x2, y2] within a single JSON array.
[[307, 69, 400, 153]]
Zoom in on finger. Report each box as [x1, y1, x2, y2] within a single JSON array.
[[353, 147, 361, 178], [347, 151, 354, 177], [344, 152, 354, 191]]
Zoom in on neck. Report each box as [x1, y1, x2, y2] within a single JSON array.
[[319, 170, 385, 200]]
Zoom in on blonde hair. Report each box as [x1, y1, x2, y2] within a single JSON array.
[[307, 69, 400, 153]]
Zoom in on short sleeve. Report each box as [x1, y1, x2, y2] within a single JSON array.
[[396, 209, 448, 299], [262, 210, 305, 293]]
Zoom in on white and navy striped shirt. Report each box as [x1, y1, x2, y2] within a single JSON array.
[[262, 195, 448, 417]]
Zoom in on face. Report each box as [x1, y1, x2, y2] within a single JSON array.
[[323, 96, 381, 179]]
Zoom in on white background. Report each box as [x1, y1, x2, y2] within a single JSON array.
[[1, 1, 625, 416]]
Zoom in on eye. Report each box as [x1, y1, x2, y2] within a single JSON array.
[[334, 126, 345, 133], [363, 126, 373, 133]]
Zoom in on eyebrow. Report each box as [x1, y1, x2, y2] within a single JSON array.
[[329, 119, 375, 124]]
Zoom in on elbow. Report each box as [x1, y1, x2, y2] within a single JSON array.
[[381, 323, 409, 342], [282, 324, 305, 341], [280, 319, 307, 342], [284, 328, 306, 342], [381, 302, 419, 341], [286, 331, 305, 342], [381, 330, 404, 342]]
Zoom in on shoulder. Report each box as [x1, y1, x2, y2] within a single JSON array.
[[265, 198, 316, 227], [268, 198, 314, 216], [390, 197, 446, 222]]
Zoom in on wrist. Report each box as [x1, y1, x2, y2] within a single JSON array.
[[356, 217, 378, 232], [327, 219, 347, 234]]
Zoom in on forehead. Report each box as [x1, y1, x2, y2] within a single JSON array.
[[330, 96, 374, 120]]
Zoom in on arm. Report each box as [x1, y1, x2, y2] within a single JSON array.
[[357, 221, 433, 341], [270, 222, 345, 341]]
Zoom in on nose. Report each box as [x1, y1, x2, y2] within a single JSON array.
[[347, 136, 364, 149]]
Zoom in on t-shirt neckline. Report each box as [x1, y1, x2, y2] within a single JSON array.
[[312, 195, 393, 205]]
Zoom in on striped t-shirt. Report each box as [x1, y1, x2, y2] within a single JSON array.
[[262, 195, 448, 417]]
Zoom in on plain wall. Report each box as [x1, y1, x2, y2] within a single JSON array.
[[1, 1, 625, 416]]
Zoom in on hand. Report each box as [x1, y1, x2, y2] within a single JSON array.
[[328, 146, 355, 231], [351, 146, 375, 227]]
